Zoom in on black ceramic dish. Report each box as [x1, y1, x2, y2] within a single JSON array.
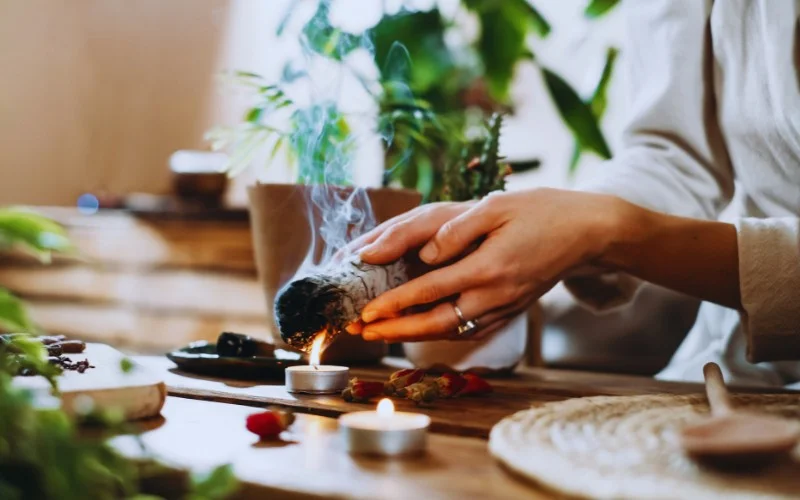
[[166, 340, 305, 379]]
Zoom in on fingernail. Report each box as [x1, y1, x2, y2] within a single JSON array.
[[362, 329, 379, 341], [360, 244, 377, 258], [419, 243, 438, 263]]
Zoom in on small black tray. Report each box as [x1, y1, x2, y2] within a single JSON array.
[[166, 341, 305, 379]]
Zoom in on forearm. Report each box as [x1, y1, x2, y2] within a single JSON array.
[[602, 200, 741, 310]]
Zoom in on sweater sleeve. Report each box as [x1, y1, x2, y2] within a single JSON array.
[[565, 0, 734, 313], [736, 218, 800, 362]]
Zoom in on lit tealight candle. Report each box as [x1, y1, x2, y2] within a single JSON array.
[[339, 398, 431, 456], [285, 333, 349, 394]]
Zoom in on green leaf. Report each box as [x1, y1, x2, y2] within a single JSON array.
[[508, 159, 541, 173], [568, 142, 582, 175], [541, 67, 611, 159], [244, 106, 264, 124], [0, 288, 35, 333], [301, 2, 360, 61], [267, 137, 284, 164], [415, 156, 435, 202], [120, 358, 134, 374], [508, 0, 551, 38], [189, 464, 238, 500], [589, 47, 619, 118], [476, 7, 527, 102], [584, 0, 620, 19], [372, 10, 454, 94], [275, 0, 298, 36], [0, 208, 71, 261]]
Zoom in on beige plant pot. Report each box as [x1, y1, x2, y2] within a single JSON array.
[[247, 183, 421, 364]]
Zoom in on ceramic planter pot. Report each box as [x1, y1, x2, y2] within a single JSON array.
[[247, 183, 421, 364]]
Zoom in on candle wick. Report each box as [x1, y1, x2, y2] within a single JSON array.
[[313, 364, 319, 371]]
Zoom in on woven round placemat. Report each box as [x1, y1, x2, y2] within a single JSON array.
[[489, 394, 800, 499]]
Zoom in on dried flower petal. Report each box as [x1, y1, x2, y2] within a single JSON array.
[[384, 368, 426, 395], [435, 373, 467, 398], [402, 381, 439, 405], [459, 373, 492, 396], [342, 378, 385, 402]]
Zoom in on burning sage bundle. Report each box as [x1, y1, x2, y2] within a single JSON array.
[[275, 256, 408, 351]]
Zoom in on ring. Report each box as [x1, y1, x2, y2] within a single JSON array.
[[452, 303, 479, 338]]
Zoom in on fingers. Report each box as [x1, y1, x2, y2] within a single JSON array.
[[361, 248, 498, 322], [361, 285, 521, 342], [339, 209, 420, 260], [419, 197, 504, 265], [362, 302, 458, 342], [360, 203, 470, 265]]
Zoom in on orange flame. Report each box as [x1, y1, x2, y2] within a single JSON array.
[[309, 332, 326, 366]]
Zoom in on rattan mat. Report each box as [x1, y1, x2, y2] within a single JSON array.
[[489, 394, 800, 499]]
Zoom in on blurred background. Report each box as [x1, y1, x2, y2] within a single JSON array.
[[2, 1, 696, 375], [0, 0, 626, 205]]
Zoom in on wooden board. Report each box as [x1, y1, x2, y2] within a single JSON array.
[[119, 397, 544, 500], [135, 356, 717, 438], [136, 356, 799, 439], [15, 343, 166, 420]]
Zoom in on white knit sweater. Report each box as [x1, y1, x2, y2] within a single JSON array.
[[568, 0, 800, 386]]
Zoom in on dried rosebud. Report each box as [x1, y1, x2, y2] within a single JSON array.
[[402, 381, 439, 405], [246, 408, 294, 440], [384, 368, 426, 395], [342, 378, 385, 403], [459, 373, 492, 396], [435, 373, 468, 398], [466, 157, 481, 170]]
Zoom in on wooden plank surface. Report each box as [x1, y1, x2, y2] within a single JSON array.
[[1, 207, 257, 272], [0, 206, 268, 354], [119, 396, 544, 500], [25, 301, 269, 353], [0, 265, 264, 315], [137, 356, 713, 438]]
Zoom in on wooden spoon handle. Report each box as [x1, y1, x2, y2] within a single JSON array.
[[703, 362, 733, 415]]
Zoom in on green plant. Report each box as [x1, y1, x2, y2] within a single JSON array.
[[0, 208, 72, 332], [0, 210, 238, 499], [369, 0, 621, 190], [209, 0, 621, 200], [206, 72, 354, 184]]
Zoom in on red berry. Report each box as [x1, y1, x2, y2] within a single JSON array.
[[246, 410, 290, 439]]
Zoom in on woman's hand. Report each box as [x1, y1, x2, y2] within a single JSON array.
[[356, 188, 633, 342]]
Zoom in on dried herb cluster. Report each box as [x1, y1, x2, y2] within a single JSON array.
[[342, 368, 492, 405]]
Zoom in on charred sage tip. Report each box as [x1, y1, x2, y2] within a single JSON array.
[[274, 256, 408, 352]]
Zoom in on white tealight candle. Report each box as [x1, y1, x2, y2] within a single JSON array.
[[285, 333, 349, 394], [339, 399, 431, 456]]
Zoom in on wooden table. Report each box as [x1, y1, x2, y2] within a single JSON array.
[[129, 357, 799, 498], [126, 397, 540, 499], [122, 355, 728, 498], [139, 356, 720, 438]]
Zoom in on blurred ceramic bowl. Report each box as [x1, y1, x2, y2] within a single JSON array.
[[402, 313, 527, 374], [169, 150, 229, 205]]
